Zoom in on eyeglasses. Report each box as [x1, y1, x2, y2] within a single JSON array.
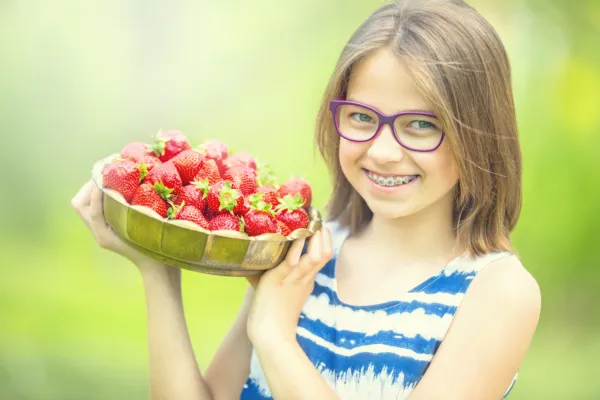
[[329, 99, 445, 152]]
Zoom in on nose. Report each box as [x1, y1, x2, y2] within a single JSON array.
[[366, 124, 406, 164]]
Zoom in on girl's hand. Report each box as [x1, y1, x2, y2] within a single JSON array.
[[246, 227, 333, 348], [71, 180, 172, 273]]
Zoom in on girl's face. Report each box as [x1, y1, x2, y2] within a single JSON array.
[[338, 46, 460, 220]]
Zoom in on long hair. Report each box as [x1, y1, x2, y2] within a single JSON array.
[[315, 0, 522, 256]]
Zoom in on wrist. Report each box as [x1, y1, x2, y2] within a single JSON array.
[[139, 262, 181, 287], [251, 332, 299, 353]]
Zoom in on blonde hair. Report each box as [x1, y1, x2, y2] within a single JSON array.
[[315, 0, 521, 256]]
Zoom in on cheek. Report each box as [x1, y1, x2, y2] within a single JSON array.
[[420, 143, 459, 185], [338, 141, 364, 175]]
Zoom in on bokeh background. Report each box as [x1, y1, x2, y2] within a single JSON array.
[[1, 0, 599, 398]]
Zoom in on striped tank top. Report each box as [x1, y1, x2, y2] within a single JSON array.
[[240, 220, 518, 399]]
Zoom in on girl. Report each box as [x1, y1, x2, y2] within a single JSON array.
[[72, 0, 541, 398]]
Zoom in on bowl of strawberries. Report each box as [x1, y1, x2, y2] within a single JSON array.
[[91, 130, 321, 277]]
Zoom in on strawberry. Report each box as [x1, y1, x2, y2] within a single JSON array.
[[203, 205, 218, 221], [237, 196, 251, 216], [120, 142, 153, 162], [224, 166, 257, 197], [171, 150, 204, 185], [192, 158, 221, 186], [207, 180, 246, 215], [224, 151, 257, 172], [143, 162, 182, 200], [275, 193, 309, 231], [278, 178, 312, 209], [243, 200, 278, 237], [138, 154, 162, 173], [249, 186, 280, 209], [276, 219, 292, 236], [198, 139, 228, 175], [131, 183, 169, 218], [102, 159, 144, 203], [170, 205, 210, 230], [209, 213, 241, 232], [172, 183, 207, 210], [150, 130, 192, 162]]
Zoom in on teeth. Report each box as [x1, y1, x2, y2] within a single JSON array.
[[368, 171, 414, 187]]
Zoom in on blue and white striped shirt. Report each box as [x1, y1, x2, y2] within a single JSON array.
[[241, 220, 517, 399]]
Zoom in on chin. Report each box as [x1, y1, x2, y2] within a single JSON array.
[[364, 199, 422, 220]]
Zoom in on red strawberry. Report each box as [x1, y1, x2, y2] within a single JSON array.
[[131, 183, 169, 218], [275, 193, 310, 231], [172, 183, 207, 210], [120, 142, 153, 162], [276, 220, 292, 236], [224, 166, 257, 196], [170, 205, 210, 230], [278, 178, 312, 209], [224, 152, 257, 171], [238, 196, 251, 216], [198, 139, 228, 175], [102, 159, 143, 203], [243, 200, 278, 237], [138, 154, 162, 173], [203, 205, 218, 221], [150, 130, 192, 162], [143, 162, 182, 200], [209, 213, 241, 232], [207, 180, 246, 215], [192, 158, 221, 186], [171, 150, 204, 185], [250, 186, 280, 209]]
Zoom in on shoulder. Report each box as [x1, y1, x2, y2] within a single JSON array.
[[408, 255, 541, 398], [466, 253, 541, 324]]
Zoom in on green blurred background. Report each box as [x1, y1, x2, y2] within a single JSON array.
[[1, 0, 599, 398]]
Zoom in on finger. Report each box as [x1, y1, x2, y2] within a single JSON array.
[[285, 237, 307, 267], [71, 180, 94, 210], [89, 185, 115, 248], [274, 238, 307, 285], [283, 230, 322, 285], [304, 227, 333, 284], [89, 184, 106, 227]]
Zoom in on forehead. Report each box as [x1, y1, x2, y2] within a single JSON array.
[[346, 46, 433, 114]]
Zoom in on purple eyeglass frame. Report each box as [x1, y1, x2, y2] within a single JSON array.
[[329, 99, 446, 152]]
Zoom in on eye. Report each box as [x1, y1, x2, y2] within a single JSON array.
[[409, 120, 436, 129], [350, 113, 375, 123]]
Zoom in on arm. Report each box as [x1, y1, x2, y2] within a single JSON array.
[[141, 264, 256, 400], [409, 255, 542, 400], [140, 264, 212, 400], [247, 229, 339, 400], [72, 181, 254, 400], [204, 284, 255, 400], [252, 338, 339, 400]]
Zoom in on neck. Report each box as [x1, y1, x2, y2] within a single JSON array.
[[359, 191, 459, 265]]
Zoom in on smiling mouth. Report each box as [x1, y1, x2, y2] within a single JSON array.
[[363, 169, 419, 187]]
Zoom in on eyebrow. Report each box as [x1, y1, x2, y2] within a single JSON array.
[[345, 98, 436, 116]]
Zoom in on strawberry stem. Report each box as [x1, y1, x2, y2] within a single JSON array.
[[138, 163, 149, 183], [275, 193, 305, 213], [153, 181, 174, 201]]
